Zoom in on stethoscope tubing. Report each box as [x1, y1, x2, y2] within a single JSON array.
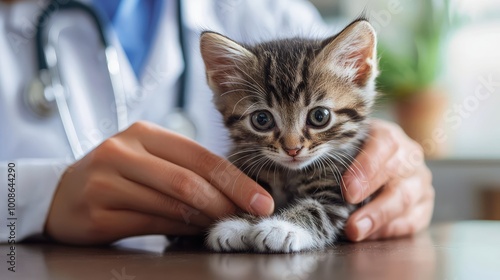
[[35, 0, 109, 72], [30, 0, 194, 159], [32, 0, 128, 159]]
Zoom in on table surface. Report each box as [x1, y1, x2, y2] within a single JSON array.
[[2, 221, 500, 280]]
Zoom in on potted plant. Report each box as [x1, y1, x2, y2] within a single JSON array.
[[376, 0, 451, 158]]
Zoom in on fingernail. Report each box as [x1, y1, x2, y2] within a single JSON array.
[[250, 193, 274, 216], [355, 217, 373, 241]]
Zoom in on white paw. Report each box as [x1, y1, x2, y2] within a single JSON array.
[[251, 218, 316, 253], [207, 219, 252, 252]]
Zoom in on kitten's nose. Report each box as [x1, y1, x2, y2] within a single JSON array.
[[283, 146, 303, 157]]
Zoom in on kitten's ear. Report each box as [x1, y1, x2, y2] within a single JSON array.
[[317, 20, 378, 88], [200, 32, 257, 95]]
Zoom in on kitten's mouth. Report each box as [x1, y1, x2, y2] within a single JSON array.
[[279, 155, 315, 170], [290, 157, 305, 162], [264, 151, 318, 170]]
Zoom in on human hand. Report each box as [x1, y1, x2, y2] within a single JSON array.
[[45, 121, 274, 245], [343, 119, 435, 241]]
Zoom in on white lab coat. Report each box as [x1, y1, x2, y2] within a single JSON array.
[[0, 0, 327, 243]]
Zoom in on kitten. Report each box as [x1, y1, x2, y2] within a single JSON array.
[[199, 19, 378, 253]]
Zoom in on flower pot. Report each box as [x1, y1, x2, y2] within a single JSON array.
[[395, 88, 448, 158]]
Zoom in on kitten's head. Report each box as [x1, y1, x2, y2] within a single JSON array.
[[200, 19, 378, 171]]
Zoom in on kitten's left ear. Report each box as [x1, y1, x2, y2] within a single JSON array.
[[200, 31, 257, 95], [316, 20, 378, 88]]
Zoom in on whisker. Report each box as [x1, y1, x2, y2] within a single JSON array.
[[229, 153, 267, 197], [320, 155, 346, 201], [219, 89, 266, 105], [232, 65, 268, 96], [232, 95, 261, 114], [220, 78, 265, 96], [210, 148, 262, 185], [255, 157, 272, 182], [330, 150, 366, 184], [240, 103, 260, 117]]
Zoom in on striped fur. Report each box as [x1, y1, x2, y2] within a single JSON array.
[[201, 19, 378, 252]]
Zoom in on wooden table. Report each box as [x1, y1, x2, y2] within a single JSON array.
[[2, 221, 500, 280]]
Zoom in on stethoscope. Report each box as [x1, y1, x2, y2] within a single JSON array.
[[25, 0, 195, 159]]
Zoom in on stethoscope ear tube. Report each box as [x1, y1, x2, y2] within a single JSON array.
[[35, 0, 109, 72], [167, 0, 197, 140]]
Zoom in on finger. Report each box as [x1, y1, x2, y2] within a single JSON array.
[[85, 210, 202, 245], [365, 199, 434, 241], [342, 122, 399, 204], [121, 211, 203, 235], [344, 176, 424, 242], [119, 151, 238, 220], [129, 122, 274, 216], [344, 151, 406, 205], [101, 176, 213, 228]]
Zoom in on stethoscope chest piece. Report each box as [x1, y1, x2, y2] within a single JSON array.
[[25, 74, 57, 117]]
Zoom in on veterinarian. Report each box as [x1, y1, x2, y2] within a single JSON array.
[[0, 0, 434, 244]]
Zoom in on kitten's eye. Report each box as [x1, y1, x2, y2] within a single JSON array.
[[251, 110, 275, 131], [308, 107, 331, 128]]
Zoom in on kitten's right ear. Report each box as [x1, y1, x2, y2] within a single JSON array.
[[200, 32, 256, 95]]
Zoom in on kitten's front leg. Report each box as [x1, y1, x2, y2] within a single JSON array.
[[206, 215, 257, 252], [251, 198, 352, 253]]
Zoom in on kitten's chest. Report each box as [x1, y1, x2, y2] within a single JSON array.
[[256, 169, 337, 210]]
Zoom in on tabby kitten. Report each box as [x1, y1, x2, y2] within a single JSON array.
[[199, 19, 378, 253]]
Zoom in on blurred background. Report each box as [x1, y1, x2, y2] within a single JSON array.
[[309, 0, 500, 222]]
